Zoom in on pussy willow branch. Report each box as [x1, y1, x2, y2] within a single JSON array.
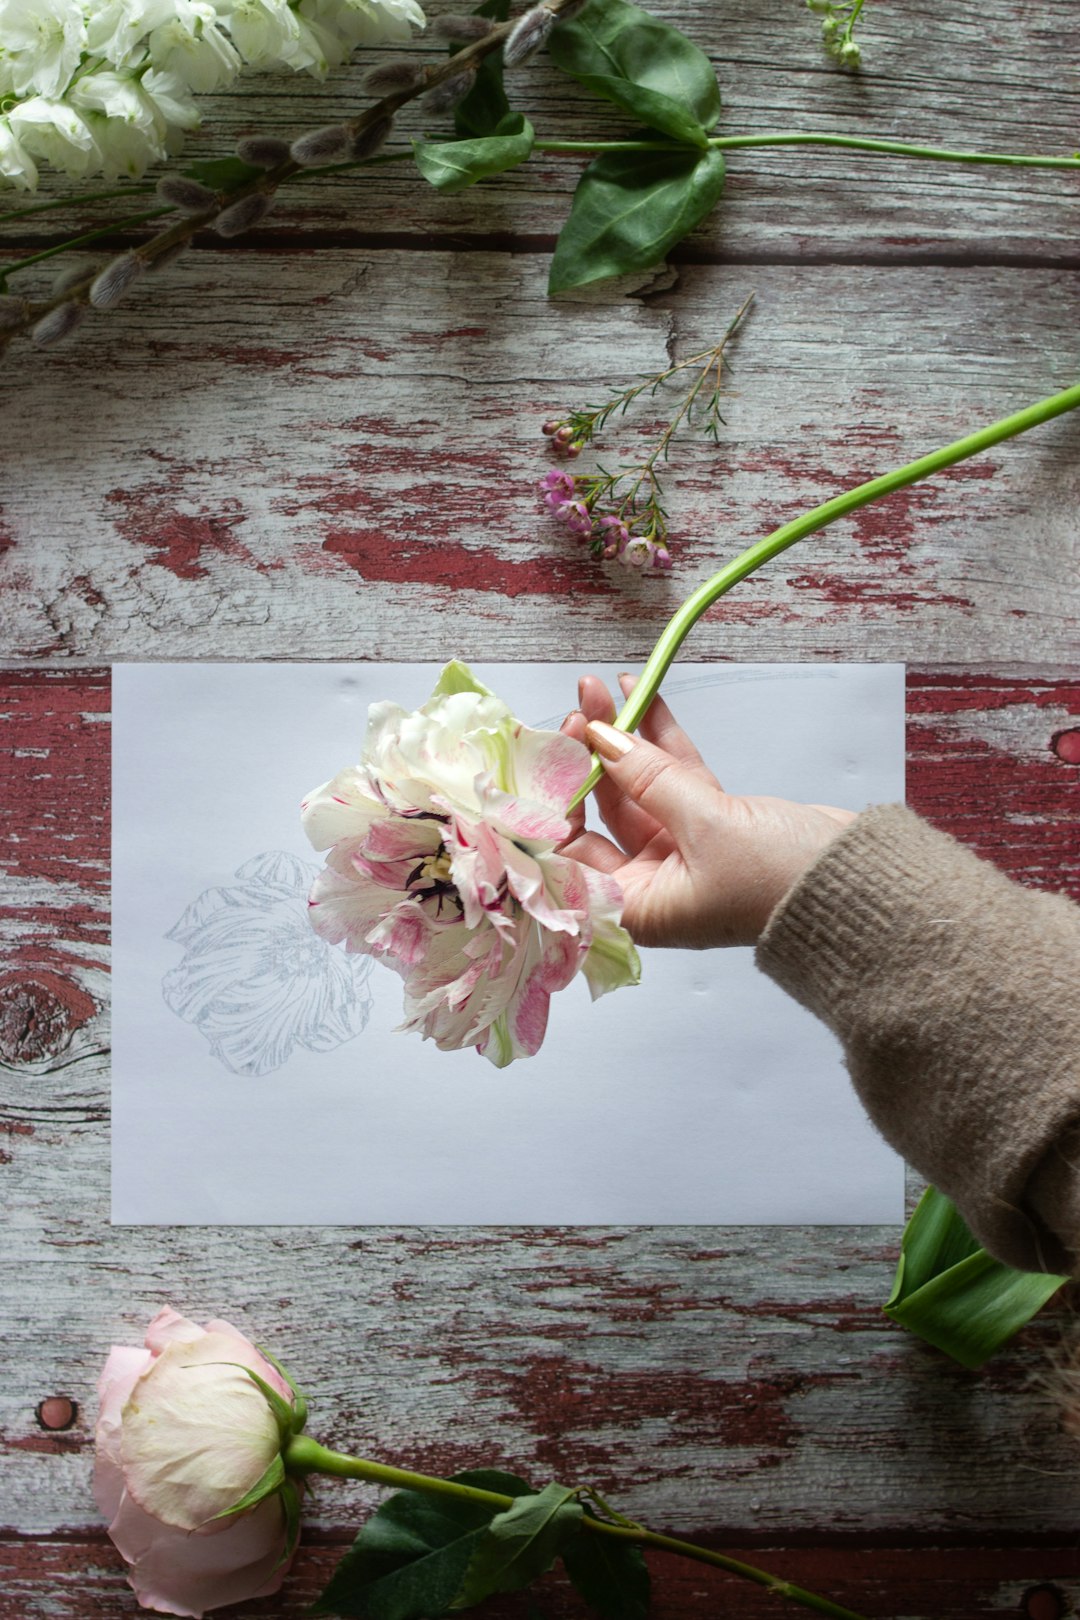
[[568, 377, 1080, 806], [0, 0, 581, 341]]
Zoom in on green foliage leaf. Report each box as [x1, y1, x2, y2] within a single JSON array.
[[549, 147, 725, 294], [884, 1185, 1067, 1369], [452, 1483, 583, 1609], [183, 156, 262, 191], [561, 1520, 651, 1620], [454, 0, 512, 137], [414, 114, 534, 194], [312, 1472, 533, 1619], [549, 0, 720, 145]]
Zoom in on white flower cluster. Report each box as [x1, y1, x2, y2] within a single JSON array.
[[0, 0, 426, 190]]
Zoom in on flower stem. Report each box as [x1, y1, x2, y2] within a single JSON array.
[[569, 378, 1080, 808], [283, 1436, 868, 1620], [533, 133, 1080, 169]]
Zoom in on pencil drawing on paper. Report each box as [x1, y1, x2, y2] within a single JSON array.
[[162, 850, 374, 1076]]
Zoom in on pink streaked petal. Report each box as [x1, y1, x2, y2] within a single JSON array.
[[363, 816, 442, 863], [502, 842, 580, 935], [366, 900, 436, 967], [503, 725, 590, 817], [307, 866, 389, 953], [301, 767, 382, 851], [481, 780, 569, 847]]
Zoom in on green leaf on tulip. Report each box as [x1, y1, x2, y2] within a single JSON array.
[[211, 1450, 285, 1521], [183, 156, 263, 191], [454, 0, 512, 137], [451, 1482, 583, 1609], [414, 114, 535, 193], [561, 1515, 651, 1620], [430, 660, 494, 700], [548, 0, 720, 146], [884, 1185, 1067, 1369], [311, 1471, 534, 1619], [549, 147, 725, 294]]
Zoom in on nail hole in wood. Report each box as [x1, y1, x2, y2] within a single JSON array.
[[1052, 728, 1080, 765], [1022, 1584, 1068, 1620], [36, 1396, 77, 1431]]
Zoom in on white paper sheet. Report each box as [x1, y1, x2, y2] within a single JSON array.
[[112, 662, 905, 1225]]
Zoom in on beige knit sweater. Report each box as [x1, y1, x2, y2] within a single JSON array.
[[756, 802, 1080, 1275]]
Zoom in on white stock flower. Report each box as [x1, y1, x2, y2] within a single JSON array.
[[0, 0, 426, 189], [147, 1, 240, 91], [0, 117, 39, 190], [0, 0, 87, 97], [10, 96, 100, 179]]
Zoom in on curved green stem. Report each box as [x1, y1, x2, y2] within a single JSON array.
[[534, 132, 1080, 169], [283, 1437, 868, 1620], [569, 378, 1080, 808]]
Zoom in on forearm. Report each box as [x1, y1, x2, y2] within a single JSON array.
[[756, 804, 1080, 1273]]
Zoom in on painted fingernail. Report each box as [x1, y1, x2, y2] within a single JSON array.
[[585, 721, 634, 760]]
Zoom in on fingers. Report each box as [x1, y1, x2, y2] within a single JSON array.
[[617, 673, 714, 779], [557, 824, 628, 875], [583, 721, 717, 852]]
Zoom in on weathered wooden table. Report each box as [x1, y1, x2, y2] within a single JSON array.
[[3, 2, 1080, 1614]]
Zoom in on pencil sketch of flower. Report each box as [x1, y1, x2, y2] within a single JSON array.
[[162, 850, 373, 1076]]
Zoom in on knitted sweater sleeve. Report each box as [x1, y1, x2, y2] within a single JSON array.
[[755, 803, 1080, 1274]]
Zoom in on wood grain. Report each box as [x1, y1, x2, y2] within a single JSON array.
[[4, 259, 1079, 663], [3, 2, 1080, 1612]]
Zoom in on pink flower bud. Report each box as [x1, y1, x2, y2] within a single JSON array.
[[555, 425, 574, 445], [541, 419, 561, 436]]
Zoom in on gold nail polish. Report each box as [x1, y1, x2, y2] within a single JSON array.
[[585, 721, 634, 760]]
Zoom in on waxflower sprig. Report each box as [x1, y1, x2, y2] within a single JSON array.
[[4, 0, 1080, 351], [806, 0, 867, 69], [539, 289, 754, 570], [96, 1307, 870, 1620]]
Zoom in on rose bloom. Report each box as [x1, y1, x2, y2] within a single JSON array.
[[95, 1307, 298, 1618], [302, 662, 639, 1066]]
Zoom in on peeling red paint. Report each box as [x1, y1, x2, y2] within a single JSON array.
[[907, 672, 1080, 900], [105, 488, 266, 581], [320, 528, 619, 599]]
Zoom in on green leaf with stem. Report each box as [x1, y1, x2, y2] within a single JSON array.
[[452, 1482, 583, 1608], [454, 0, 512, 137], [561, 1508, 650, 1620], [549, 0, 720, 146], [549, 146, 725, 293], [569, 376, 1080, 807], [311, 1471, 534, 1619], [414, 114, 534, 193], [884, 1186, 1066, 1368]]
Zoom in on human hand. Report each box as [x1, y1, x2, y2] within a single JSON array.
[[561, 674, 857, 949]]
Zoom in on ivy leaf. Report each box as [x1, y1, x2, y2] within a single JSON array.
[[549, 147, 725, 294], [549, 0, 720, 146], [454, 0, 512, 137], [414, 114, 534, 193], [312, 1472, 533, 1619], [452, 1483, 583, 1609], [884, 1185, 1067, 1369], [183, 156, 262, 191], [561, 1519, 650, 1620]]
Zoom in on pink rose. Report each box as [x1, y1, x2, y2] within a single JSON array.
[[95, 1307, 301, 1618]]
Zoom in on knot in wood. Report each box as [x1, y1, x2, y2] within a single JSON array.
[[0, 971, 96, 1065]]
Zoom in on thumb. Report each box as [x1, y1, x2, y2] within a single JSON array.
[[584, 719, 710, 846]]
